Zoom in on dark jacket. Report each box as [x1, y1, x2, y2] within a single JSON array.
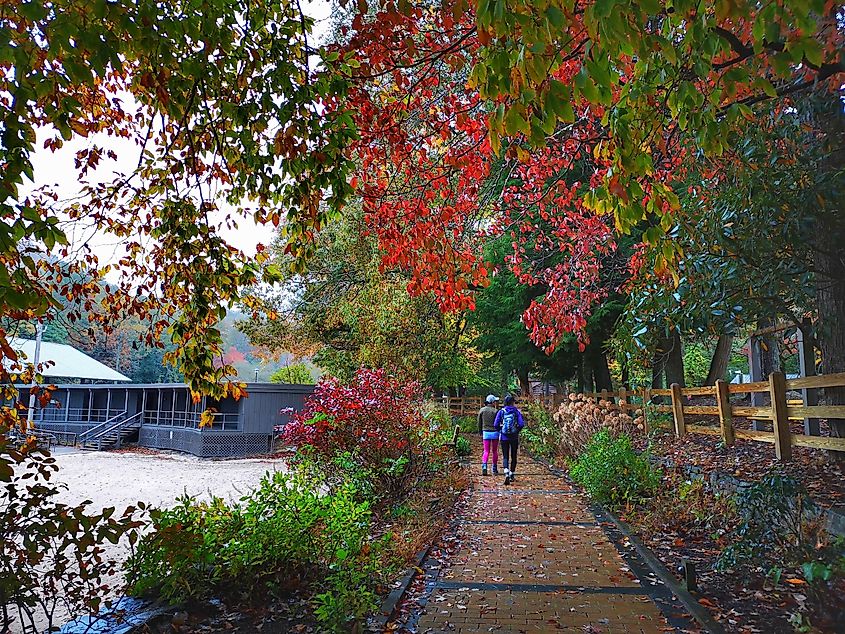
[[494, 405, 525, 440], [478, 405, 498, 433]]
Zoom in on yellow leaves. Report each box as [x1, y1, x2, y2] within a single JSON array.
[[199, 408, 216, 428]]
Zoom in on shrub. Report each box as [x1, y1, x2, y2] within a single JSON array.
[[682, 342, 711, 387], [454, 415, 476, 434], [454, 436, 471, 456], [717, 472, 844, 583], [553, 395, 643, 458], [282, 368, 428, 494], [569, 430, 660, 507], [521, 401, 561, 460], [424, 405, 451, 431], [630, 472, 737, 541], [126, 471, 382, 632], [1, 434, 143, 633]]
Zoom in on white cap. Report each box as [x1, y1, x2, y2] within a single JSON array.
[[486, 394, 500, 404]]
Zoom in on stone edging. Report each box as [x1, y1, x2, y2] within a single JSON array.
[[597, 505, 727, 634], [664, 460, 845, 538], [372, 546, 431, 628]]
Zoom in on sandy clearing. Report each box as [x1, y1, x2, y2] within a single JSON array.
[[51, 448, 290, 513]]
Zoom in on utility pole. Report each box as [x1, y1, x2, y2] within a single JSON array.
[[26, 321, 44, 427]]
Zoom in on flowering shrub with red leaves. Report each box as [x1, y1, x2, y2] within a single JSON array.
[[282, 368, 430, 488]]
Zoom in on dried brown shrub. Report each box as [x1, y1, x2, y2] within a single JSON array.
[[553, 394, 644, 458]]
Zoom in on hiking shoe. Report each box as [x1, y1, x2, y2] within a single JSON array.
[[482, 466, 488, 476], [509, 474, 516, 483], [492, 466, 499, 475], [504, 474, 511, 486]]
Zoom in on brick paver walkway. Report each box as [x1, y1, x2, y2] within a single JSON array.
[[413, 445, 692, 633]]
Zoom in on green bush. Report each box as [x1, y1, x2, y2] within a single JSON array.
[[1, 436, 144, 633], [454, 436, 471, 456], [454, 415, 477, 434], [717, 472, 845, 585], [683, 342, 710, 387], [424, 406, 451, 431], [569, 430, 660, 507], [521, 401, 560, 459], [126, 472, 382, 632]]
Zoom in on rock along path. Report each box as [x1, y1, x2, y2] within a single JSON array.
[[411, 445, 697, 633]]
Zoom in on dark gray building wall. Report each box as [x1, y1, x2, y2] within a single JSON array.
[[239, 384, 315, 434], [24, 382, 314, 456]]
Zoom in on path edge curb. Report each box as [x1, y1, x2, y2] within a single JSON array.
[[596, 505, 726, 634], [371, 545, 431, 628]]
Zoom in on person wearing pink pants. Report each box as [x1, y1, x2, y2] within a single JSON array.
[[478, 394, 500, 476]]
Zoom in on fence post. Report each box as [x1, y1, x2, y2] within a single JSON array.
[[459, 398, 464, 418], [641, 388, 650, 434], [600, 388, 609, 403], [670, 383, 686, 437], [797, 318, 820, 436], [715, 379, 735, 446], [769, 371, 792, 461], [618, 388, 627, 412]]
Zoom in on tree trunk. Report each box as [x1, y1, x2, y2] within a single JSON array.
[[576, 356, 585, 393], [814, 99, 845, 451], [664, 330, 685, 388], [756, 317, 781, 378], [516, 367, 530, 396], [705, 334, 734, 386], [582, 352, 595, 394], [593, 352, 613, 392], [816, 223, 845, 442], [651, 352, 663, 389]]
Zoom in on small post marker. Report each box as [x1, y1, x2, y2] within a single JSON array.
[[682, 559, 697, 592]]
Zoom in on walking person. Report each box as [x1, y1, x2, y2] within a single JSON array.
[[494, 394, 525, 485], [478, 394, 500, 476]]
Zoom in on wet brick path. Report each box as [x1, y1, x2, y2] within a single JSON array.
[[413, 443, 693, 633]]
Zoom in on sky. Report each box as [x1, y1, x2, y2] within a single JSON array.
[[24, 0, 336, 274]]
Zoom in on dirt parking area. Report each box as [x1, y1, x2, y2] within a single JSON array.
[[51, 446, 290, 513]]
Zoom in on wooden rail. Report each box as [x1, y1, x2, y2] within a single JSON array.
[[442, 371, 845, 461]]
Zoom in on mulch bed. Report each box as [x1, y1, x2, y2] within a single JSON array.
[[621, 498, 845, 633], [623, 422, 845, 633], [386, 489, 474, 632], [646, 426, 845, 511], [110, 445, 166, 456]]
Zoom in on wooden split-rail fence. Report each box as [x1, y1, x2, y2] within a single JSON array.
[[442, 371, 845, 461]]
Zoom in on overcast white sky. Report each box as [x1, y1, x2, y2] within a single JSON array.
[[24, 0, 336, 271]]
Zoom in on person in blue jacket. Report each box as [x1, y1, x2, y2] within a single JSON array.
[[494, 394, 525, 485]]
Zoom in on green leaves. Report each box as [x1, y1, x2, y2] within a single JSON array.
[[545, 6, 566, 28], [546, 79, 575, 122], [1, 0, 359, 399], [504, 103, 530, 135]]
